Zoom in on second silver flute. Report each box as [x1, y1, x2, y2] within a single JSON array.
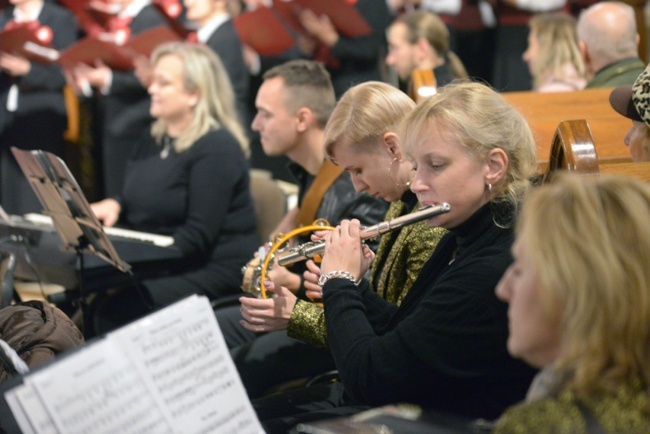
[[277, 202, 451, 266]]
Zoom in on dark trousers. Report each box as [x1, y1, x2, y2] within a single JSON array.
[[253, 382, 369, 434], [216, 305, 338, 399]]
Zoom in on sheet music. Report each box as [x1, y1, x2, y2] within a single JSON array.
[[5, 383, 56, 434], [27, 335, 174, 434], [110, 295, 263, 434], [4, 296, 264, 434]]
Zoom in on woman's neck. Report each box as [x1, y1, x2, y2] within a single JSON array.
[[165, 114, 194, 138]]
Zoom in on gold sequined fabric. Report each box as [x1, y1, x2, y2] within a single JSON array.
[[494, 383, 650, 434], [288, 300, 328, 347], [287, 199, 446, 347], [370, 201, 446, 305]]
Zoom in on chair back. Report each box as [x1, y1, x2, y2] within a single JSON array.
[[249, 169, 288, 241]]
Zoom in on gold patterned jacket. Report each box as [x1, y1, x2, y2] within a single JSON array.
[[494, 382, 650, 433], [286, 193, 446, 347]]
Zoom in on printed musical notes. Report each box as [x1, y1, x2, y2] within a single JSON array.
[[2, 296, 264, 434]]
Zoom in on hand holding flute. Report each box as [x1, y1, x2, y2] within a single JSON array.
[[318, 219, 372, 291], [278, 203, 451, 266], [313, 203, 450, 296]]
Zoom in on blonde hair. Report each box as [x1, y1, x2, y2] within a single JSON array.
[[529, 12, 586, 90], [393, 10, 468, 80], [150, 42, 249, 156], [517, 173, 650, 399], [324, 81, 415, 159], [399, 81, 538, 212]]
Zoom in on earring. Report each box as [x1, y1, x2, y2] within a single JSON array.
[[487, 182, 492, 192], [389, 157, 411, 187]]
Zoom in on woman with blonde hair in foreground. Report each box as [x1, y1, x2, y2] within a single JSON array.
[[495, 173, 650, 432]]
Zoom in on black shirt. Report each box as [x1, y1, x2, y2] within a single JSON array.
[[323, 201, 537, 420]]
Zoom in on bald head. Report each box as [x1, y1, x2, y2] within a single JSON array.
[[577, 1, 639, 73]]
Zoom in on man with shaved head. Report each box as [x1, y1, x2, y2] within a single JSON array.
[[577, 1, 645, 88]]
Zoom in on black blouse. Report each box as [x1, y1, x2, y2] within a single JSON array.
[[323, 201, 537, 420]]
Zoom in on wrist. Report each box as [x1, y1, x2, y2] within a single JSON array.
[[318, 270, 357, 288], [286, 272, 302, 292]]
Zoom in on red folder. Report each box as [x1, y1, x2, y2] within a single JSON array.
[[233, 6, 296, 56], [299, 0, 372, 37], [0, 24, 58, 64], [56, 35, 135, 71], [58, 0, 107, 36], [123, 25, 182, 58], [151, 1, 195, 39], [273, 0, 372, 38], [271, 1, 303, 34], [55, 25, 182, 71]]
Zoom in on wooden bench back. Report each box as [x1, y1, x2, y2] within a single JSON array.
[[502, 88, 631, 164], [598, 161, 650, 182], [540, 119, 650, 183]]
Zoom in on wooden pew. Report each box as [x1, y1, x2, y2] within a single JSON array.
[[540, 118, 598, 182], [598, 161, 650, 183], [502, 88, 631, 164], [540, 119, 650, 183]]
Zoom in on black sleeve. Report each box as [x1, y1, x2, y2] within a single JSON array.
[[171, 131, 248, 257], [323, 252, 515, 408]]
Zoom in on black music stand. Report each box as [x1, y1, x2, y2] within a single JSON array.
[[10, 147, 131, 336]]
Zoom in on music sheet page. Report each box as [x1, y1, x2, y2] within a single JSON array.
[[110, 295, 264, 434], [3, 295, 264, 434], [5, 383, 55, 434]]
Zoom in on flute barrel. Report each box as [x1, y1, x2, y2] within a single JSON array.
[[276, 202, 450, 266]]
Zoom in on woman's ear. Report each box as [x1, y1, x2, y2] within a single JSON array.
[[416, 36, 434, 60], [485, 147, 509, 186], [188, 89, 200, 108], [383, 132, 403, 160]]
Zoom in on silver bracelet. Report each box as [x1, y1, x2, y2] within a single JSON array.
[[318, 270, 357, 288]]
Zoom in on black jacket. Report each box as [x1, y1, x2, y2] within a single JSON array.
[[288, 161, 389, 249]]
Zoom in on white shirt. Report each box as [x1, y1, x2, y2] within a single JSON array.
[[514, 0, 567, 13], [197, 12, 230, 43]]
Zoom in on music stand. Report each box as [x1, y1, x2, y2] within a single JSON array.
[[10, 147, 131, 336]]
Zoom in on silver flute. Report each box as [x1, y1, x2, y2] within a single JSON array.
[[277, 202, 451, 266]]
